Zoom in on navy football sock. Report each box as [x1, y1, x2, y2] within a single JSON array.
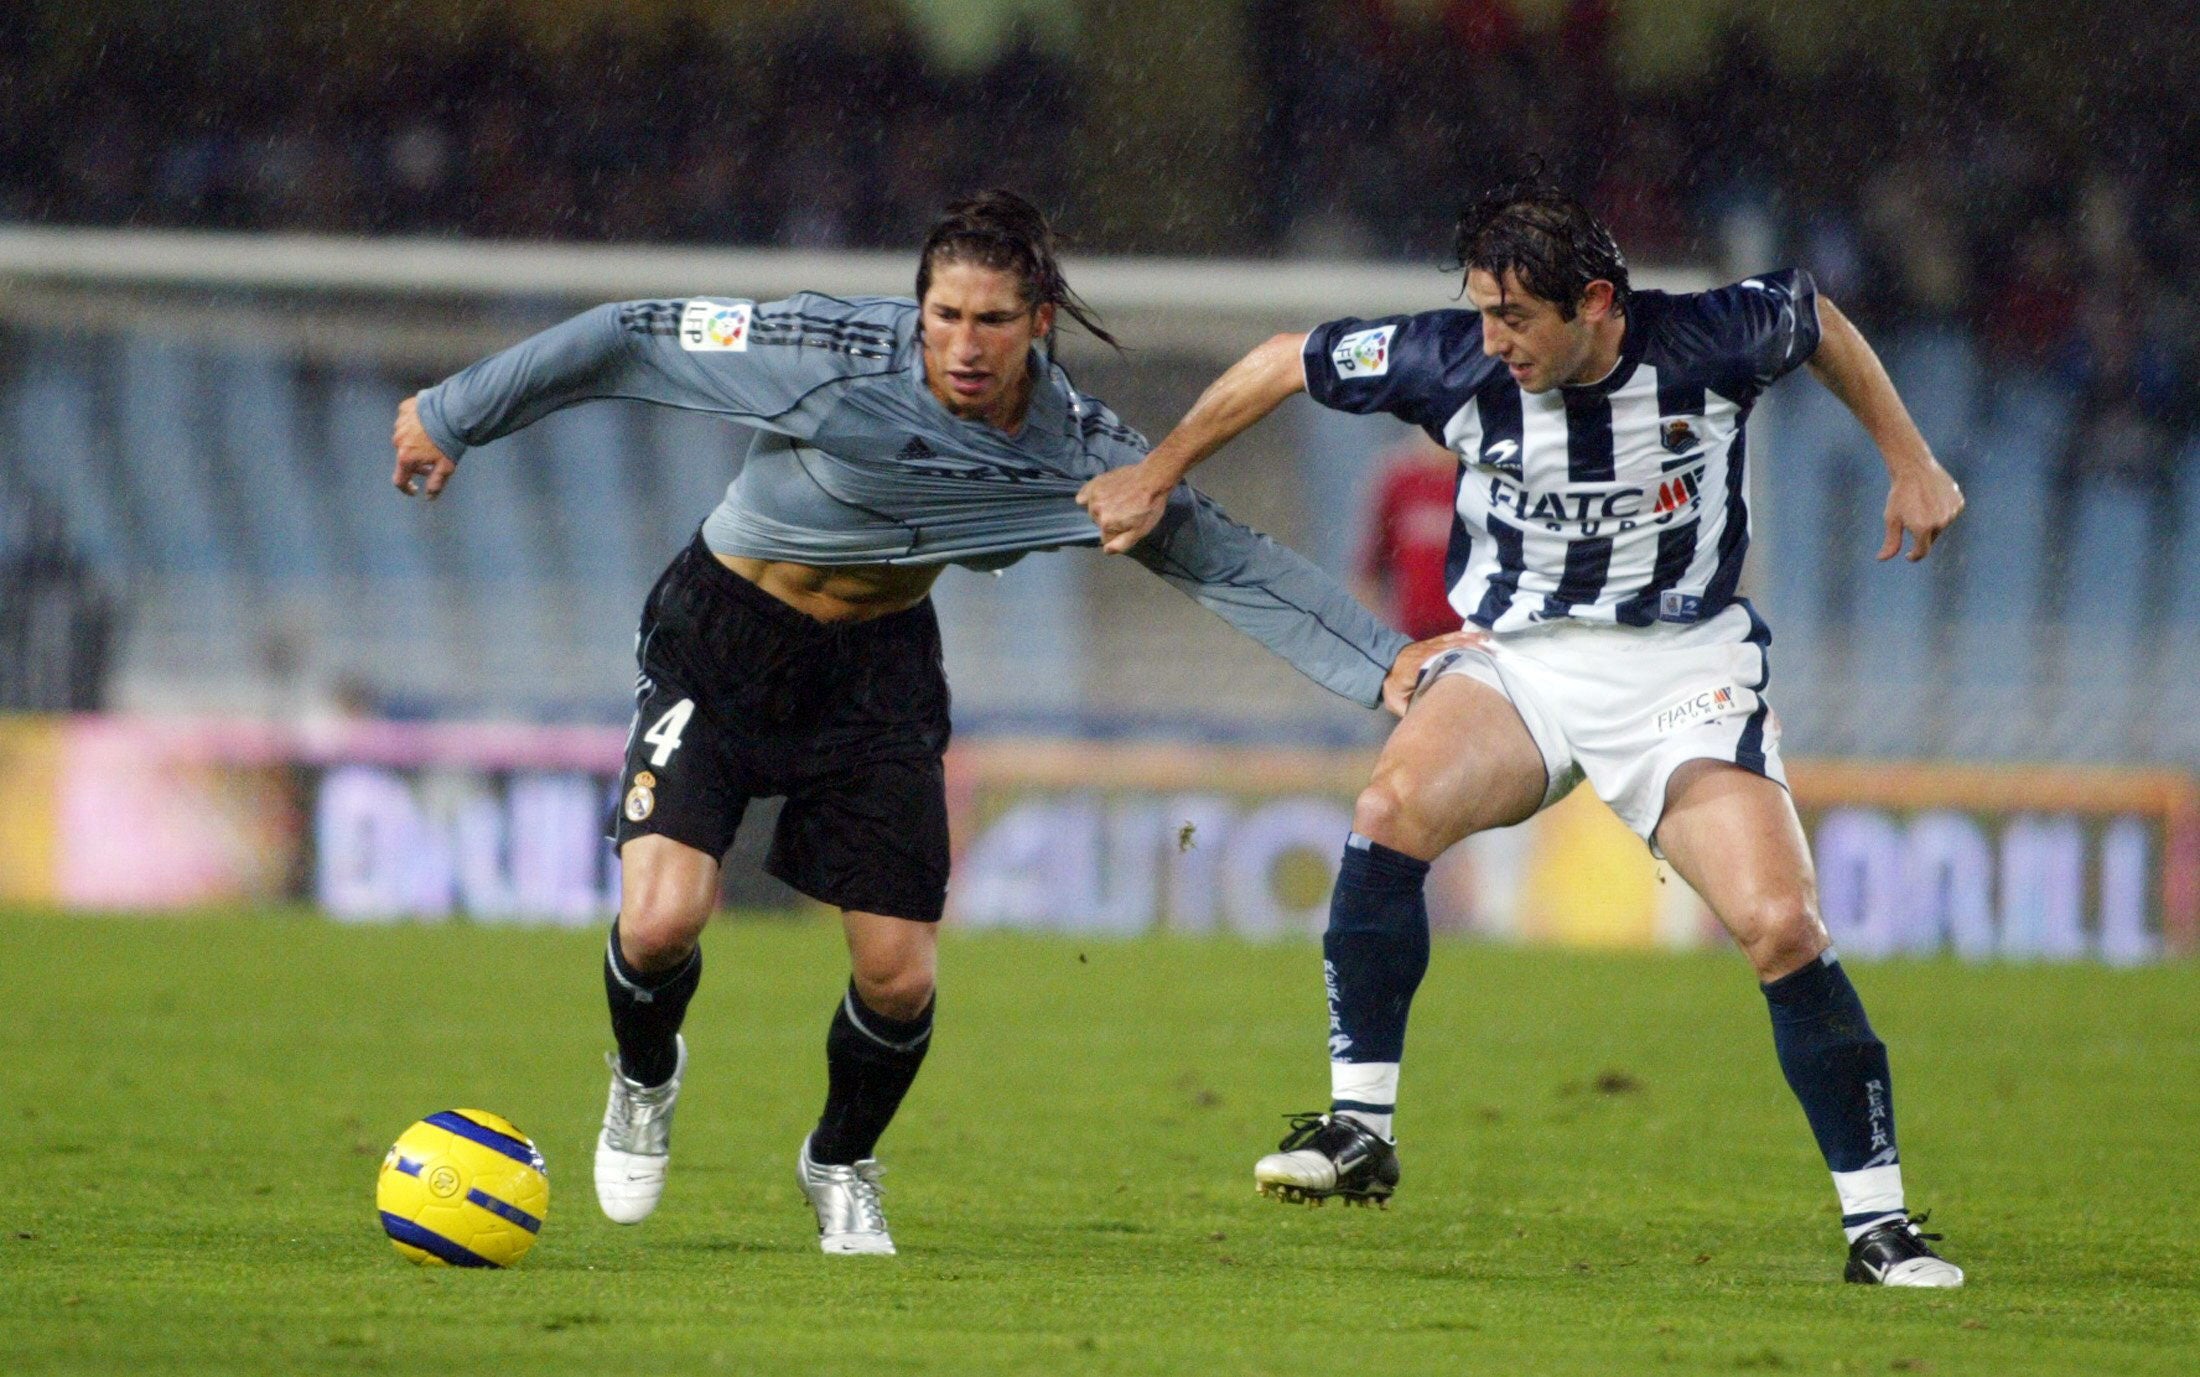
[[603, 920, 701, 1088], [1762, 950, 1906, 1233], [811, 982, 934, 1166], [1323, 834, 1432, 1136]]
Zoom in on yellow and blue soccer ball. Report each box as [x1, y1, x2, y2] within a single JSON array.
[[376, 1110, 549, 1267]]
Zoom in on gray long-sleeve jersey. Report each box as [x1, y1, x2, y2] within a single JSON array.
[[416, 292, 1410, 707]]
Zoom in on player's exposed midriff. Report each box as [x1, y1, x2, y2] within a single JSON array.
[[715, 551, 944, 624]]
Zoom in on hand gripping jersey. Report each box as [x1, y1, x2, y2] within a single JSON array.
[[416, 293, 1410, 707], [1305, 270, 1822, 633]]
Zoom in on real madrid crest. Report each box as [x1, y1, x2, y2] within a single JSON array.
[[624, 770, 657, 822]]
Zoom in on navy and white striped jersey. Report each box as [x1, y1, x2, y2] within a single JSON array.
[[1304, 270, 1822, 633]]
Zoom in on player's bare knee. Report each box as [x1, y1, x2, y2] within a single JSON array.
[[614, 840, 717, 970], [1352, 780, 1400, 842], [1357, 772, 1467, 860], [616, 874, 711, 971], [618, 900, 705, 973], [1739, 895, 1829, 980], [1353, 775, 1431, 853], [852, 964, 935, 1021]]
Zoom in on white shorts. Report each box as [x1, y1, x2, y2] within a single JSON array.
[[1419, 600, 1787, 848]]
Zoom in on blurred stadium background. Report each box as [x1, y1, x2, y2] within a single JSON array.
[[1, 0, 2194, 961]]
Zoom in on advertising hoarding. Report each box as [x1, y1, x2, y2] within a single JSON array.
[[1, 716, 2190, 962]]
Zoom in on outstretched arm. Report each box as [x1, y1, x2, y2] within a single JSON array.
[[1806, 297, 1964, 562], [392, 303, 646, 502], [1127, 484, 1480, 715], [392, 298, 825, 502], [1076, 331, 1308, 553]]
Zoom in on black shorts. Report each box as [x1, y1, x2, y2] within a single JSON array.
[[610, 534, 953, 922]]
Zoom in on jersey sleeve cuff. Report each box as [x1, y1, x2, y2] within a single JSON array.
[[1790, 268, 1824, 365], [1362, 628, 1412, 706], [1300, 329, 1333, 407], [415, 387, 471, 464]]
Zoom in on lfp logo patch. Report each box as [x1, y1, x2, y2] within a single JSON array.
[[680, 300, 752, 352], [1331, 324, 1396, 379]]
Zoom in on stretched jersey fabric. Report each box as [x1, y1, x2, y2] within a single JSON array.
[[1304, 270, 1822, 633], [416, 293, 1409, 707]]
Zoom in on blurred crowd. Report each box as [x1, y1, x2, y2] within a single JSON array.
[[0, 7, 1077, 249], [3, 1, 2195, 479]]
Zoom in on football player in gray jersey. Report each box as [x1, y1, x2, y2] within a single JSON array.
[[390, 191, 1468, 1255]]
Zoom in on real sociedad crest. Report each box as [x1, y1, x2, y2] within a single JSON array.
[[1660, 418, 1699, 454]]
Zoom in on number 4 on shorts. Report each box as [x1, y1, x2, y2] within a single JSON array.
[[643, 698, 695, 767]]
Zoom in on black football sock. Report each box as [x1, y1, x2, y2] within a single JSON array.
[[602, 919, 701, 1088], [1322, 833, 1432, 1141], [809, 981, 934, 1166], [1761, 949, 1906, 1236]]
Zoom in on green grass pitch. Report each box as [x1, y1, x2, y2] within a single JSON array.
[[2, 910, 2195, 1375]]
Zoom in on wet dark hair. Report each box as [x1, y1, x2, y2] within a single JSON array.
[[916, 189, 1121, 350], [1450, 169, 1629, 320]]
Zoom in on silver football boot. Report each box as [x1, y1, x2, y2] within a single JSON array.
[[797, 1133, 896, 1255], [594, 1035, 686, 1224]]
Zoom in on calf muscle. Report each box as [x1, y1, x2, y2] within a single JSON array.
[[1655, 761, 1829, 980]]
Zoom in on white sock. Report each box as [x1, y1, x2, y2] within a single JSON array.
[[1330, 1061, 1398, 1142], [1833, 1163, 1906, 1242]]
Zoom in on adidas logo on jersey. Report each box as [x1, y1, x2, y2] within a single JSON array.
[[892, 435, 1049, 483]]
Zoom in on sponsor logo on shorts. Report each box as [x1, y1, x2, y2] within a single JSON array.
[[1656, 684, 1747, 734], [680, 300, 751, 351], [1331, 324, 1396, 379]]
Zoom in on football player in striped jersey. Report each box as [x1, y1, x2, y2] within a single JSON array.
[[1078, 174, 1966, 1286]]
